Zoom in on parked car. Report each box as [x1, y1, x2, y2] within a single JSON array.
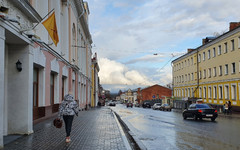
[[152, 103, 161, 110], [142, 102, 151, 108], [135, 103, 140, 107], [182, 104, 218, 121], [108, 101, 116, 106], [159, 104, 171, 111], [126, 102, 133, 108]]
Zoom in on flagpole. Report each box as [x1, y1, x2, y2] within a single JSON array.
[[32, 9, 55, 30]]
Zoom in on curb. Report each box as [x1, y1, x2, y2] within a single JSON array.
[[111, 109, 147, 150], [111, 109, 132, 150]]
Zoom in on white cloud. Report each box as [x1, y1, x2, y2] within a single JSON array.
[[98, 58, 154, 85]]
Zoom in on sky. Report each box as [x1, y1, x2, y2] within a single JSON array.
[[87, 0, 240, 93]]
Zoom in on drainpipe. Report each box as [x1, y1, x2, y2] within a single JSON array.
[[193, 49, 199, 98]]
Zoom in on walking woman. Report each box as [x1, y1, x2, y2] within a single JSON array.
[[58, 93, 79, 143]]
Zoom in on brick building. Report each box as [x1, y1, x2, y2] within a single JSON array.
[[137, 84, 172, 104]]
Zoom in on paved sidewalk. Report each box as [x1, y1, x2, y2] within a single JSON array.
[[2, 107, 130, 150]]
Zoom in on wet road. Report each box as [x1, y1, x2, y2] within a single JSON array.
[[111, 104, 240, 150]]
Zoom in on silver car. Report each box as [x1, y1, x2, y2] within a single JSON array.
[[152, 103, 161, 110]]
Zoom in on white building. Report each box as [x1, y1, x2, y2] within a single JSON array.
[[0, 0, 92, 147]]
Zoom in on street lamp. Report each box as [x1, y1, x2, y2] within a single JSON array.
[[16, 60, 22, 72]]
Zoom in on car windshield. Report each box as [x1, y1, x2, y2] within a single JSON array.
[[155, 104, 161, 106], [196, 104, 211, 108]]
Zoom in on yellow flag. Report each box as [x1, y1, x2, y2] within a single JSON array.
[[42, 12, 59, 46]]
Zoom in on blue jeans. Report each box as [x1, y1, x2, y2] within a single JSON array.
[[63, 115, 74, 137]]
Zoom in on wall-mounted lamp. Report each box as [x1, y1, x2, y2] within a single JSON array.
[[16, 60, 22, 72]]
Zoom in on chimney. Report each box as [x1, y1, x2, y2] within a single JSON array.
[[187, 49, 194, 53], [229, 22, 240, 31], [202, 38, 208, 45]]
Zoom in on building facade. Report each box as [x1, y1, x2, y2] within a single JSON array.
[[0, 0, 93, 147], [137, 84, 172, 104], [172, 22, 240, 110]]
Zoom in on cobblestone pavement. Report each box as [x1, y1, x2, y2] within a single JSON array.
[[3, 107, 128, 150]]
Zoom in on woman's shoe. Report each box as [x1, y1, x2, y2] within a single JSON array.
[[66, 137, 71, 143]]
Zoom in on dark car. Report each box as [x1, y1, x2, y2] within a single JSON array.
[[182, 104, 218, 121], [159, 104, 171, 111], [142, 102, 151, 108], [108, 101, 116, 106], [126, 102, 133, 108]]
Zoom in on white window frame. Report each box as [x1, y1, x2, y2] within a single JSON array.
[[224, 84, 229, 100], [199, 87, 202, 98], [203, 86, 206, 98], [208, 86, 212, 99], [219, 85, 223, 99], [224, 42, 228, 53], [203, 52, 205, 61], [213, 47, 216, 57], [203, 69, 206, 78], [218, 45, 222, 55], [191, 73, 194, 81], [231, 39, 235, 51], [213, 86, 217, 99], [213, 67, 216, 77], [208, 50, 211, 59], [208, 68, 211, 78], [238, 36, 240, 49], [232, 62, 236, 74], [219, 65, 222, 76], [225, 64, 228, 75], [231, 84, 237, 100], [198, 54, 201, 62]]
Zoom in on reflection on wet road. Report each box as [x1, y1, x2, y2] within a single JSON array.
[[112, 104, 240, 150]]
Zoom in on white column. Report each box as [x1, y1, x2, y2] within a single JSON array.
[[7, 45, 33, 135], [0, 26, 5, 148]]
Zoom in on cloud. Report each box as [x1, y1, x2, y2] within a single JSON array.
[[125, 54, 165, 64], [98, 58, 154, 85]]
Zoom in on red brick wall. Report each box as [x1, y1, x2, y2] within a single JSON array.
[[141, 85, 172, 101]]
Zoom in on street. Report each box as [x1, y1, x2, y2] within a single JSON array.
[[111, 104, 240, 150]]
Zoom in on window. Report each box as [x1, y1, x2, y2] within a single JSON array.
[[199, 71, 202, 79], [182, 89, 184, 97], [199, 87, 202, 98], [225, 64, 228, 75], [188, 74, 190, 81], [50, 73, 55, 105], [185, 88, 187, 97], [218, 45, 222, 55], [225, 85, 229, 100], [188, 88, 190, 97], [213, 67, 216, 77], [203, 52, 205, 61], [224, 42, 228, 53], [213, 86, 217, 99], [213, 48, 216, 57], [219, 66, 222, 76], [219, 86, 223, 99], [232, 84, 236, 100], [208, 86, 212, 98], [192, 88, 194, 97], [208, 68, 211, 78], [232, 62, 236, 74], [182, 62, 183, 69], [185, 60, 187, 67], [191, 57, 193, 65], [203, 69, 206, 78], [33, 68, 39, 107], [182, 75, 184, 83], [238, 37, 240, 48], [203, 87, 206, 98], [191, 73, 194, 81], [198, 54, 201, 62], [188, 59, 190, 66], [208, 50, 211, 59], [231, 39, 235, 51], [185, 74, 187, 82]]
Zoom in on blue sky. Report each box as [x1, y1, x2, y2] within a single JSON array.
[[87, 0, 240, 93]]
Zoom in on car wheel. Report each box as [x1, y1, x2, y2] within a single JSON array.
[[194, 115, 198, 120], [183, 114, 187, 120], [170, 109, 172, 111], [211, 117, 216, 121]]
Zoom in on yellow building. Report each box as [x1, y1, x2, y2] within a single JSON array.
[[172, 22, 240, 109]]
